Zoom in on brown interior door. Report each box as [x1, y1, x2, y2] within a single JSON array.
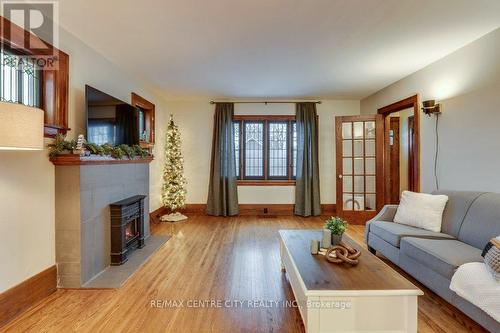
[[388, 117, 400, 204], [335, 115, 384, 224]]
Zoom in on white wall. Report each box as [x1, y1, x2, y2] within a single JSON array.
[[0, 27, 169, 292], [361, 28, 500, 193], [149, 100, 360, 209]]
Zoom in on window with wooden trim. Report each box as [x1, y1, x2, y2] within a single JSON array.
[[0, 48, 42, 107], [233, 115, 296, 185], [1, 17, 70, 137], [131, 92, 155, 149]]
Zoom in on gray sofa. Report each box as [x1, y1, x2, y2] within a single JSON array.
[[365, 191, 500, 332]]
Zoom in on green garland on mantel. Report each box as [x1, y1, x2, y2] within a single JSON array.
[[48, 134, 151, 159]]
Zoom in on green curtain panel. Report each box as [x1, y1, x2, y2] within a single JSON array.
[[295, 102, 321, 216], [206, 103, 239, 216]]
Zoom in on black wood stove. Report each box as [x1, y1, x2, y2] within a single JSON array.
[[110, 195, 146, 265]]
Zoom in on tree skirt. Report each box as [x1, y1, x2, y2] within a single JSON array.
[[161, 212, 188, 222]]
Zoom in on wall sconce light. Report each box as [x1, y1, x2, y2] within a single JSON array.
[[422, 100, 442, 117], [0, 102, 44, 150]]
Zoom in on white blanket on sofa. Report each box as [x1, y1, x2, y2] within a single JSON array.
[[450, 262, 500, 322]]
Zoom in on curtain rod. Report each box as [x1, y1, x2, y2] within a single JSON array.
[[209, 101, 322, 105]]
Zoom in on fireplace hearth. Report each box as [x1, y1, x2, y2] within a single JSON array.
[[110, 195, 146, 265]]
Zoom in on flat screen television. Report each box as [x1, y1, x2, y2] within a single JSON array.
[[85, 85, 141, 146]]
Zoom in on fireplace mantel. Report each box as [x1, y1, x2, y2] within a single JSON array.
[[50, 154, 154, 166]]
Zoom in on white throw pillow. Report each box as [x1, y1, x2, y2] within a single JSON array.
[[393, 191, 449, 232]]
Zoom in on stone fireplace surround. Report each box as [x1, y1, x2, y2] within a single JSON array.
[[54, 160, 150, 288]]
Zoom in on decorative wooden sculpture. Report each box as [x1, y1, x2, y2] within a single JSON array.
[[325, 241, 361, 265]]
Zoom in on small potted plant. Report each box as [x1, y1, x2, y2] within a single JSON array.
[[324, 216, 348, 246]]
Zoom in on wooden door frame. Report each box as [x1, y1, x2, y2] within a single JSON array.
[[335, 115, 384, 224], [408, 115, 417, 191], [378, 95, 421, 204]]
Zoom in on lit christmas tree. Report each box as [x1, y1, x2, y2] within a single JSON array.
[[161, 115, 187, 222]]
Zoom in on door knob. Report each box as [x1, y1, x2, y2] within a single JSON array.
[[338, 175, 343, 179]]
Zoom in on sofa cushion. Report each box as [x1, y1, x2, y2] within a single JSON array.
[[394, 191, 449, 232], [458, 192, 500, 249], [369, 221, 454, 248], [400, 238, 483, 279], [432, 191, 485, 237]]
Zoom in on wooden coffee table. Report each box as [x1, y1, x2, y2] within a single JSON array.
[[279, 230, 423, 333]]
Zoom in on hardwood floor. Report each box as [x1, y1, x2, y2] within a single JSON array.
[[2, 216, 487, 332]]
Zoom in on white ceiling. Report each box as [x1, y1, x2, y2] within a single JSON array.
[[58, 0, 500, 100]]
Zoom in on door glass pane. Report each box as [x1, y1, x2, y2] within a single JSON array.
[[353, 158, 364, 175], [366, 194, 376, 211], [353, 194, 365, 211], [353, 140, 364, 157], [342, 123, 352, 139], [343, 176, 353, 192], [353, 122, 364, 139], [365, 121, 375, 139], [343, 193, 353, 210], [366, 176, 376, 193], [343, 158, 352, 175], [366, 157, 375, 174], [354, 176, 364, 193], [365, 139, 375, 156], [342, 140, 352, 157]]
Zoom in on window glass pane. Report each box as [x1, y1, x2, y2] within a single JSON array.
[[0, 50, 41, 107], [342, 123, 352, 139], [234, 122, 240, 178], [138, 109, 145, 139], [268, 122, 288, 177], [292, 122, 297, 178], [353, 122, 364, 139], [244, 122, 264, 177], [23, 70, 30, 104]]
